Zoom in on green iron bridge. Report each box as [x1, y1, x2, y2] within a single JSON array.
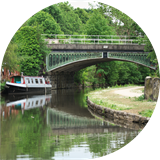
[[44, 35, 156, 89]]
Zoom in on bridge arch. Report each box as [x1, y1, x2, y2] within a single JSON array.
[[46, 51, 155, 73]]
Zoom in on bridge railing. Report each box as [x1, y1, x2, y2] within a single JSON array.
[[42, 34, 145, 45]]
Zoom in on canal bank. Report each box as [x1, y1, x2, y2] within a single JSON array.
[[86, 85, 157, 117]]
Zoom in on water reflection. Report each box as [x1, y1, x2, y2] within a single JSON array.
[[0, 89, 140, 160]]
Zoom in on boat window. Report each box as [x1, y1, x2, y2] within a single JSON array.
[[27, 102, 30, 108], [35, 79, 39, 84], [40, 79, 43, 84], [40, 99, 43, 105], [26, 78, 30, 84], [31, 79, 34, 84], [36, 100, 39, 105]]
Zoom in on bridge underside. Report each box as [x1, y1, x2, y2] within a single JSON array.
[[46, 51, 156, 89]]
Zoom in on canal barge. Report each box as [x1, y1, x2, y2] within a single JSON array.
[[5, 75, 52, 94]]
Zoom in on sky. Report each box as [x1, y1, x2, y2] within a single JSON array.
[[64, 0, 98, 9]]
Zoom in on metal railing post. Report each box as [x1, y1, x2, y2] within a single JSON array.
[[98, 35, 99, 44], [111, 35, 113, 44], [43, 34, 144, 45], [70, 35, 71, 44]]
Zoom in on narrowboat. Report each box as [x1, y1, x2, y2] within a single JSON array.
[[5, 75, 52, 94]]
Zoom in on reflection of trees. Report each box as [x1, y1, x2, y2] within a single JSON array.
[[74, 88, 94, 108], [0, 107, 54, 159], [1, 105, 139, 159]]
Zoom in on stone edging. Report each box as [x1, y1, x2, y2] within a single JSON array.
[[87, 97, 150, 125]]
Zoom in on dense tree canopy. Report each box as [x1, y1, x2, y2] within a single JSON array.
[[2, 1, 157, 83], [74, 8, 89, 24], [86, 11, 116, 35], [27, 11, 63, 35], [15, 26, 49, 76]]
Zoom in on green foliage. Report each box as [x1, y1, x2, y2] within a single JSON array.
[[96, 61, 119, 86], [60, 11, 83, 34], [139, 109, 153, 117], [15, 26, 49, 76], [0, 82, 6, 92], [75, 61, 153, 86], [74, 65, 99, 85], [125, 63, 142, 84], [137, 65, 151, 82], [2, 40, 20, 72], [27, 11, 63, 35], [96, 2, 144, 36], [134, 94, 145, 101], [85, 11, 116, 35], [74, 7, 89, 24], [42, 4, 63, 23]]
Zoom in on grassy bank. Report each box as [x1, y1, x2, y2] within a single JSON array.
[[86, 85, 156, 117]]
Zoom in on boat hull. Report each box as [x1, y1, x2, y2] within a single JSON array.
[[5, 84, 51, 95]]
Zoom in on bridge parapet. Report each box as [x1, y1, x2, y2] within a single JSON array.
[[43, 34, 145, 45]]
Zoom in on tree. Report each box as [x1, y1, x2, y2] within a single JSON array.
[[85, 11, 116, 35], [125, 63, 142, 84], [138, 65, 151, 83], [74, 8, 89, 24], [96, 2, 144, 36], [57, 1, 74, 12], [27, 11, 63, 35], [15, 26, 49, 76], [97, 62, 119, 86], [2, 40, 20, 73], [116, 61, 130, 84], [42, 4, 63, 23]]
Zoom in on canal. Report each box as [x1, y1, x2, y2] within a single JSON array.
[[0, 88, 140, 160]]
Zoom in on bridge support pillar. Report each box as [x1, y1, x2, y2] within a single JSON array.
[[48, 72, 75, 90]]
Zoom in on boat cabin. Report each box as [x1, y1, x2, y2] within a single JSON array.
[[10, 76, 47, 85]]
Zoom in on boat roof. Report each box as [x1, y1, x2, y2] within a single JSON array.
[[10, 75, 44, 78]]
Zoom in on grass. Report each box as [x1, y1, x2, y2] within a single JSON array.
[[134, 93, 154, 102], [139, 109, 154, 117], [91, 99, 132, 111], [87, 85, 156, 116], [134, 94, 145, 101]]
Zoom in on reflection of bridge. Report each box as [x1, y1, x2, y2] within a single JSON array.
[[45, 35, 155, 89], [47, 108, 104, 129]]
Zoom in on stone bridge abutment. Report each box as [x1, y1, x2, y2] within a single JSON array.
[[48, 71, 75, 89]]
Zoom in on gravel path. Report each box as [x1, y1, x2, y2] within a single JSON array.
[[113, 86, 144, 97]]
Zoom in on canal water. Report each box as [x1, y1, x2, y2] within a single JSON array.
[[0, 88, 140, 160]]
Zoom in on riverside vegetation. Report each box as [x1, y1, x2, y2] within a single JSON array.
[[1, 2, 159, 109], [85, 85, 156, 118], [1, 2, 158, 82]]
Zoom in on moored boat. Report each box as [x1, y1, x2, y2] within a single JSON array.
[[5, 75, 52, 94]]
